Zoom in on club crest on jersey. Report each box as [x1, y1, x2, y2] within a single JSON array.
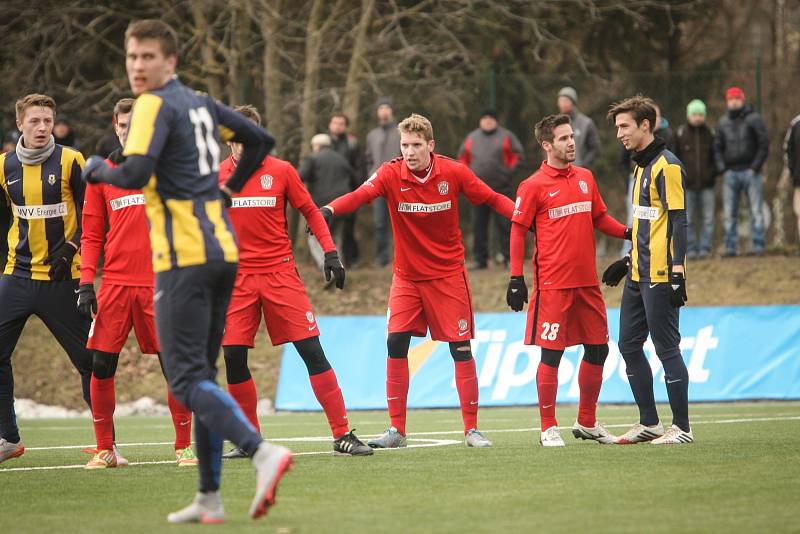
[[438, 181, 449, 195], [260, 174, 273, 190], [458, 318, 468, 331], [578, 180, 588, 194], [306, 311, 315, 323], [47, 173, 57, 186]]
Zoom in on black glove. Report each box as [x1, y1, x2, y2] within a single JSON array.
[[220, 188, 232, 208], [44, 242, 78, 281], [602, 256, 630, 287], [506, 276, 528, 312], [324, 250, 345, 289], [76, 283, 97, 318], [82, 155, 109, 184], [320, 206, 333, 229], [669, 272, 687, 308], [624, 227, 633, 240]]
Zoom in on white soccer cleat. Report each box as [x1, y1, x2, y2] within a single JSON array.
[[540, 426, 565, 447], [614, 422, 665, 444], [113, 445, 129, 467], [651, 425, 694, 445], [464, 429, 492, 448], [571, 421, 616, 444], [167, 491, 225, 524], [250, 441, 293, 520], [0, 438, 25, 464]]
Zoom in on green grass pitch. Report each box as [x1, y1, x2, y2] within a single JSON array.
[[3, 402, 799, 533]]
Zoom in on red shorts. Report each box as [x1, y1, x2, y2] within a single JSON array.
[[222, 269, 318, 347], [87, 284, 160, 354], [525, 285, 609, 350], [388, 269, 474, 342]]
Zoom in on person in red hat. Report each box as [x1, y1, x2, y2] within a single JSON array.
[[713, 86, 770, 256]]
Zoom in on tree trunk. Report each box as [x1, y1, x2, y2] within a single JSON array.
[[189, 2, 223, 99], [343, 0, 374, 128]]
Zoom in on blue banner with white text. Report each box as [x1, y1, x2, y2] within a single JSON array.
[[275, 306, 800, 411]]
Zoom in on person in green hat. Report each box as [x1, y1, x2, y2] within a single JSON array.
[[675, 99, 717, 259]]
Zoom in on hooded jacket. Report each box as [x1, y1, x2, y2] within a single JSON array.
[[713, 104, 770, 173]]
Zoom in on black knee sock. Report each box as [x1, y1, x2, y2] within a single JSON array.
[[0, 360, 19, 443], [660, 349, 690, 432], [621, 349, 659, 426]]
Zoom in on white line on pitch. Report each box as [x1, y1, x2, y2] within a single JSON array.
[[0, 439, 461, 472]]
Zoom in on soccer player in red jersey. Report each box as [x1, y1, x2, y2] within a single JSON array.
[[218, 105, 372, 457], [322, 113, 515, 449], [77, 98, 197, 468], [506, 114, 631, 447]]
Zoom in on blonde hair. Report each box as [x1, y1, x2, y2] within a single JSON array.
[[398, 113, 434, 141], [16, 93, 56, 122]]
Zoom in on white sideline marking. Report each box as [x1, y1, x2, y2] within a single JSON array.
[[0, 438, 460, 472], [3, 415, 798, 473]]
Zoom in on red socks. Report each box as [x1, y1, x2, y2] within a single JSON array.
[[536, 363, 559, 430], [309, 369, 349, 438], [90, 375, 116, 451], [228, 378, 261, 433], [577, 360, 603, 428], [167, 389, 192, 450], [386, 357, 410, 436], [454, 359, 479, 433]]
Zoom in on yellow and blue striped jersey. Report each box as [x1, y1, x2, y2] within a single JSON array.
[[630, 149, 687, 282], [123, 77, 238, 272], [0, 145, 84, 280]]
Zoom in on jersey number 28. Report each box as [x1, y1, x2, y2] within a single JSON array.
[[540, 322, 560, 341], [189, 107, 221, 175]]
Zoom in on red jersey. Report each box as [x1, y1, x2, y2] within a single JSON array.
[[80, 158, 153, 286], [218, 155, 335, 273], [329, 153, 514, 281], [510, 161, 625, 290]]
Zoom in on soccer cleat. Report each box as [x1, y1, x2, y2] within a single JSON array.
[[464, 429, 492, 448], [614, 422, 665, 444], [176, 447, 199, 466], [167, 491, 225, 524], [250, 442, 293, 520], [571, 421, 616, 444], [367, 427, 407, 449], [222, 446, 250, 459], [85, 449, 117, 469], [0, 438, 25, 464], [333, 430, 374, 456], [113, 445, 129, 467], [540, 426, 565, 447], [651, 425, 694, 445]]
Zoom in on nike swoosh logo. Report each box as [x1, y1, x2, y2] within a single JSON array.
[[7, 179, 21, 185], [548, 190, 560, 197], [308, 325, 317, 331], [387, 396, 399, 401], [649, 283, 658, 288], [458, 331, 469, 336], [542, 404, 553, 409], [180, 420, 191, 426], [400, 187, 412, 192], [666, 379, 682, 384], [93, 418, 104, 423], [469, 401, 478, 405]]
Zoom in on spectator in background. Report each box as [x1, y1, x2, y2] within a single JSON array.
[[458, 109, 523, 269], [299, 133, 354, 275], [53, 118, 81, 153], [557, 87, 600, 168], [783, 113, 800, 255], [675, 99, 717, 259], [714, 86, 770, 257], [619, 103, 676, 255], [365, 97, 401, 267], [328, 112, 363, 267]]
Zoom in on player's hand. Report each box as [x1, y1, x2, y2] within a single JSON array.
[[324, 250, 345, 289], [624, 227, 633, 240], [669, 272, 687, 308], [76, 283, 98, 318], [506, 276, 528, 312], [44, 242, 78, 281], [219, 187, 232, 208], [82, 155, 109, 184], [602, 256, 630, 287]]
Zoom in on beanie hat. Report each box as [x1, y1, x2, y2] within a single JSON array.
[[725, 86, 745, 100], [686, 99, 707, 118], [375, 97, 395, 111], [480, 108, 497, 120], [557, 86, 578, 105]]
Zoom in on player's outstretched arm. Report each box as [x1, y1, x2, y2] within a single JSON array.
[[460, 168, 515, 219], [594, 212, 632, 240], [82, 154, 155, 190], [215, 102, 275, 194]]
